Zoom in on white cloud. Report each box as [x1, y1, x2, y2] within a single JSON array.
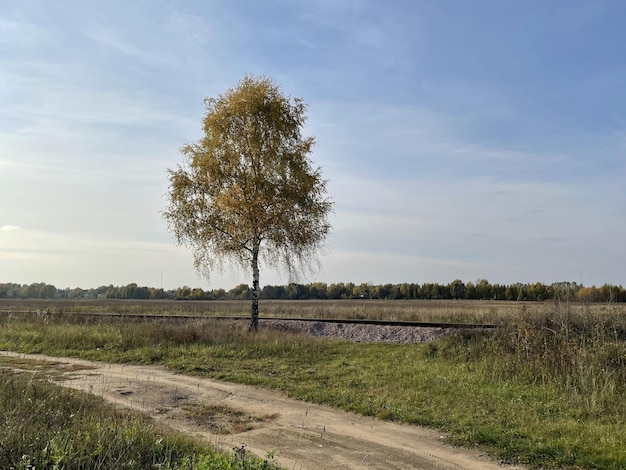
[[1, 1, 624, 290], [322, 169, 626, 285], [0, 18, 48, 47], [0, 226, 196, 287]]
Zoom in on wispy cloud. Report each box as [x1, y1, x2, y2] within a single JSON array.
[[309, 100, 596, 184], [0, 18, 48, 48], [0, 226, 205, 288], [1, 1, 624, 288]]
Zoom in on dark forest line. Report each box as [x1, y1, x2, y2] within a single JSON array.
[[1, 279, 625, 302]]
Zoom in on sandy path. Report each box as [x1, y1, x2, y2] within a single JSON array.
[[1, 351, 523, 470]]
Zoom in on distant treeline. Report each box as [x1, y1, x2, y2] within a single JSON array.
[[1, 280, 625, 302]]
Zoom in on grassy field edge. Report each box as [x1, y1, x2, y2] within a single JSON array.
[[1, 301, 626, 469]]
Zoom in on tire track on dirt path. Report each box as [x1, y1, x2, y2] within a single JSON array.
[[0, 351, 524, 470]]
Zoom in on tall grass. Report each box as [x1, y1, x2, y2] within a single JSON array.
[[2, 301, 626, 468], [432, 302, 626, 414], [0, 368, 282, 470]]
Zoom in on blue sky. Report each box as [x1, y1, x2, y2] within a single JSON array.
[[1, 0, 625, 290]]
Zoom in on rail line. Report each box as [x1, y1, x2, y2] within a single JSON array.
[[0, 310, 496, 329]]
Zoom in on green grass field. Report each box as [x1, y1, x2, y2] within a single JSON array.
[[1, 298, 626, 469]]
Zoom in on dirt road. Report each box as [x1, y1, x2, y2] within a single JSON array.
[[1, 351, 523, 470]]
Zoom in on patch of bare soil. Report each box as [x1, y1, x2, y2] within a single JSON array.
[[0, 351, 523, 470]]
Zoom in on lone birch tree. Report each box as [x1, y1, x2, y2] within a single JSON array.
[[163, 76, 333, 330]]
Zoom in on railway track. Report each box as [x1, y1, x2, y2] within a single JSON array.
[[0, 310, 496, 329]]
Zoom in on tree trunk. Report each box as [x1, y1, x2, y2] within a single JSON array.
[[249, 246, 260, 331]]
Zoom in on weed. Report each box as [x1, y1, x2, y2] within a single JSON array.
[[0, 368, 283, 469]]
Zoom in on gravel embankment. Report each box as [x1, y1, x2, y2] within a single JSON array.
[[262, 319, 455, 344]]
